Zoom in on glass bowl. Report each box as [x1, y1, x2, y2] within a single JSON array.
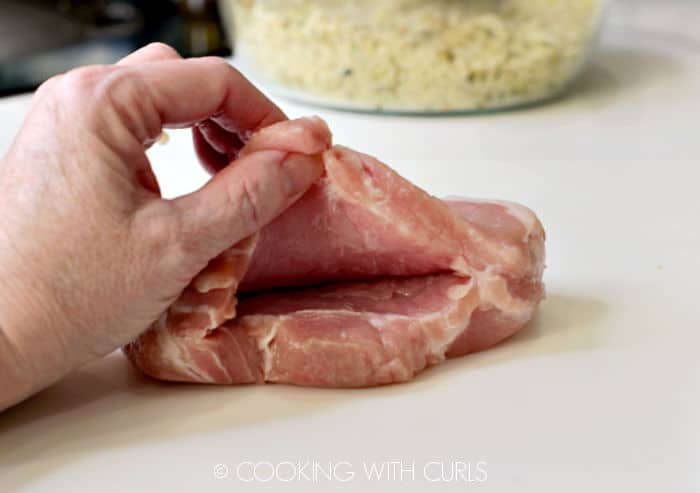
[[220, 0, 608, 114]]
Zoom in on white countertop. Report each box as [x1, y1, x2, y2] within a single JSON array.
[[1, 1, 698, 491]]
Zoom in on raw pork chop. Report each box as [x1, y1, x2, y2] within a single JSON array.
[[124, 118, 545, 387]]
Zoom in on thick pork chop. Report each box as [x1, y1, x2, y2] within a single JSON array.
[[124, 118, 545, 387]]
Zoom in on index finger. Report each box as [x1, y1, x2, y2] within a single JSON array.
[[130, 57, 286, 136]]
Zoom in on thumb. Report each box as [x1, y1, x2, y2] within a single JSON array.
[[173, 149, 324, 265]]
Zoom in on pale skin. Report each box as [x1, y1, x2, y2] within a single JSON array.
[[0, 43, 324, 411]]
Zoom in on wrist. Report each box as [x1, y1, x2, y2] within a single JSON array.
[[0, 319, 34, 411], [0, 264, 73, 411]]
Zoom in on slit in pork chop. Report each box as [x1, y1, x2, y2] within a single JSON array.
[[124, 117, 546, 387]]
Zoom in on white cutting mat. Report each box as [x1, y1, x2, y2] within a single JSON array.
[[0, 2, 698, 491]]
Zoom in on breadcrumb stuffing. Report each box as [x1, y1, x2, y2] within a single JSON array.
[[224, 0, 606, 112]]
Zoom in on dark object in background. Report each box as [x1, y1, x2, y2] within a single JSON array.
[[0, 0, 231, 96]]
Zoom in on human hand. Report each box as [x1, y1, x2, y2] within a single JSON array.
[[0, 44, 329, 410]]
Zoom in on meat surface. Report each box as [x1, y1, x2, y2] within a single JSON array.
[[124, 117, 545, 387]]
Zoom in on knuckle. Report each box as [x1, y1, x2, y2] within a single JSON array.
[[87, 68, 162, 143], [99, 67, 141, 94], [136, 201, 179, 247], [143, 42, 180, 59], [200, 56, 236, 78], [170, 198, 206, 252], [60, 65, 114, 92], [134, 201, 195, 274], [35, 74, 63, 97], [200, 55, 231, 68], [230, 179, 262, 233]]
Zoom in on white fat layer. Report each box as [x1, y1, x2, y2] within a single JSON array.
[[207, 345, 232, 382], [171, 302, 230, 318], [376, 358, 413, 383], [458, 226, 525, 269], [447, 283, 473, 300], [194, 236, 259, 293], [473, 267, 537, 322], [428, 279, 479, 358], [362, 175, 385, 200], [254, 320, 280, 381], [207, 307, 218, 333], [194, 276, 234, 293], [450, 256, 470, 275], [155, 320, 212, 382], [221, 328, 255, 382], [366, 314, 406, 326]]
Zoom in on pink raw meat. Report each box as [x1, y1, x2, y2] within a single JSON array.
[[124, 118, 545, 387]]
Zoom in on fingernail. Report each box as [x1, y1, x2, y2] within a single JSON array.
[[281, 153, 324, 197]]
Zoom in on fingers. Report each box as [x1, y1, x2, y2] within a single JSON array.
[[117, 42, 182, 65], [113, 44, 182, 192], [173, 151, 324, 263], [192, 117, 330, 175], [172, 117, 331, 264], [122, 55, 286, 175], [238, 117, 332, 158], [116, 44, 255, 174], [130, 57, 285, 136]]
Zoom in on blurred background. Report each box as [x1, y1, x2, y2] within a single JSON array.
[[0, 0, 230, 96], [0, 1, 693, 114]]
